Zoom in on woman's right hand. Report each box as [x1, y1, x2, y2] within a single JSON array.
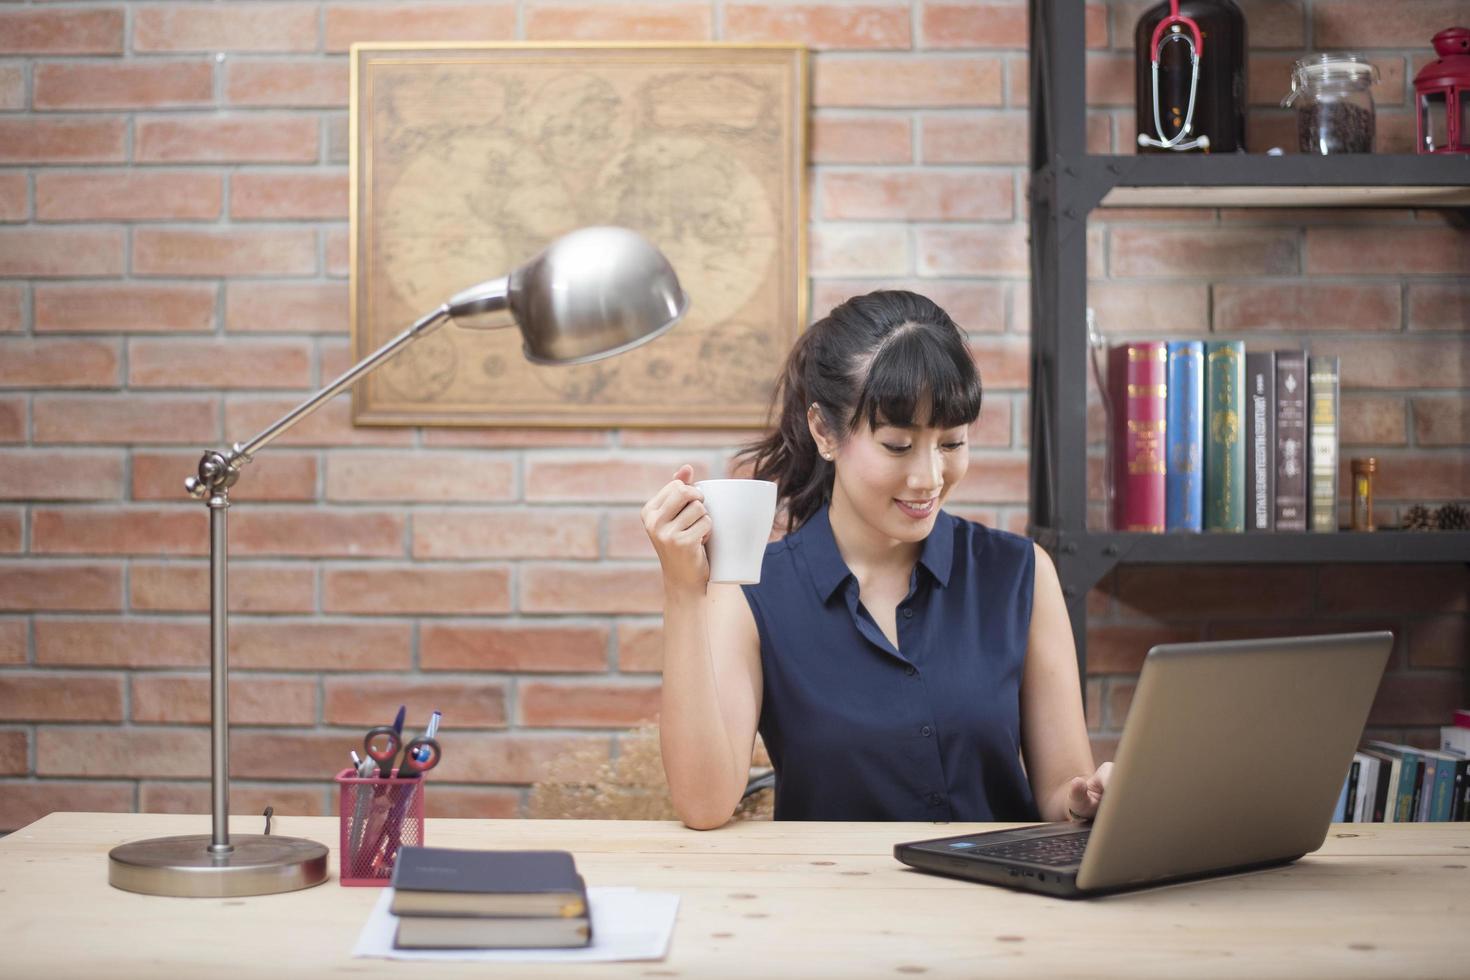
[[641, 464, 710, 594]]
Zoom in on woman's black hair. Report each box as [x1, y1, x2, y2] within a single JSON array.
[[736, 289, 982, 532]]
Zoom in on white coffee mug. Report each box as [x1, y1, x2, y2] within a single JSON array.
[[694, 479, 778, 584]]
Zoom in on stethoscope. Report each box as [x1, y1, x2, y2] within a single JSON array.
[[1136, 0, 1210, 152]]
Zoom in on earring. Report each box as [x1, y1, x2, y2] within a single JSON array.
[[820, 452, 832, 461]]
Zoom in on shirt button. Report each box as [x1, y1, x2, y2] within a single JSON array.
[[902, 609, 914, 619], [906, 666, 917, 677], [921, 725, 932, 737]]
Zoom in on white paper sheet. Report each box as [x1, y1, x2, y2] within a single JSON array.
[[352, 886, 681, 963]]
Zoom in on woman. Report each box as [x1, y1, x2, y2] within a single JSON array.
[[642, 290, 1110, 830]]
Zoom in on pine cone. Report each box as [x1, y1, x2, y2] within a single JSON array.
[[1434, 501, 1470, 531], [1402, 504, 1437, 531]]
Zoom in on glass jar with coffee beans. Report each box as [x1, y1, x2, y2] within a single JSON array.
[[1282, 54, 1380, 154]]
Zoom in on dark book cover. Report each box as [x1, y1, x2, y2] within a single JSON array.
[[390, 848, 588, 918], [1109, 342, 1167, 532], [1341, 759, 1360, 822], [1165, 341, 1204, 532], [1308, 356, 1340, 533], [1360, 748, 1396, 822], [1244, 351, 1275, 532], [1204, 341, 1245, 532], [1409, 754, 1427, 822], [1273, 350, 1308, 532]]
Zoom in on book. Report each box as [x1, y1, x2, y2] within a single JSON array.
[[1443, 725, 1470, 756], [390, 847, 589, 918], [1354, 753, 1380, 824], [1273, 350, 1308, 532], [1165, 341, 1204, 532], [394, 912, 592, 950], [1337, 758, 1359, 822], [1109, 342, 1168, 532], [1423, 749, 1461, 821], [1204, 341, 1245, 532], [1359, 747, 1396, 822], [1416, 754, 1437, 822], [1308, 356, 1340, 533], [1244, 351, 1275, 532]]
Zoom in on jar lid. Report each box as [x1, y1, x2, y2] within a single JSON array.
[[1283, 53, 1380, 105]]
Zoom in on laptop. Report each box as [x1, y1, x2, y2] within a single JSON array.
[[894, 631, 1393, 898]]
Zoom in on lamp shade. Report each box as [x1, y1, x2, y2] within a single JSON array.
[[444, 226, 689, 365]]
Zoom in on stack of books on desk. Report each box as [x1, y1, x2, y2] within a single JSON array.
[[389, 846, 592, 949], [1334, 732, 1469, 824]]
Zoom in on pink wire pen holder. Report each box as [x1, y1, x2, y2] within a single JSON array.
[[335, 767, 426, 886]]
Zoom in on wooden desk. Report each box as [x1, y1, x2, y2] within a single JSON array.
[[2, 813, 1467, 978]]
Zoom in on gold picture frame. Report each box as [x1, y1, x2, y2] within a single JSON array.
[[349, 42, 808, 428]]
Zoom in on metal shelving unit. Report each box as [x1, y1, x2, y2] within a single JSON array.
[[1026, 0, 1470, 671]]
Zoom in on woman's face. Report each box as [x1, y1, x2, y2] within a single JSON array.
[[825, 415, 971, 545]]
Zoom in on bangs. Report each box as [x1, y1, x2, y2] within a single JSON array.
[[850, 323, 982, 432]]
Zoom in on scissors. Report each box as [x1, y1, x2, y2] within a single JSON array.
[[362, 726, 441, 779]]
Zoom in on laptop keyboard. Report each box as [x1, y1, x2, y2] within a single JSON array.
[[968, 829, 1091, 867]]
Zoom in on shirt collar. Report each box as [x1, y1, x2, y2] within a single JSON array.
[[797, 502, 954, 602]]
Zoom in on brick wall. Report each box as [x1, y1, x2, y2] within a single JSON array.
[[0, 0, 1466, 830]]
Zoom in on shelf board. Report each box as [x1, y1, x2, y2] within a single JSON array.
[[1083, 153, 1470, 209], [1049, 530, 1470, 564]]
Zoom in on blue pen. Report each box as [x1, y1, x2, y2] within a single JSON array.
[[392, 704, 406, 737], [415, 710, 441, 763]]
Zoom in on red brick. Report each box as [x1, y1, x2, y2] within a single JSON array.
[[133, 228, 317, 278], [616, 429, 757, 449], [968, 336, 1029, 390], [132, 675, 317, 726], [809, 224, 909, 276], [36, 171, 223, 222], [130, 561, 316, 614], [132, 450, 317, 502], [1407, 617, 1469, 670], [324, 451, 515, 503], [0, 173, 27, 222], [1213, 282, 1401, 333], [135, 114, 320, 164], [520, 563, 662, 614], [920, 2, 1025, 47], [523, 457, 705, 504], [606, 509, 656, 560], [725, 4, 910, 49], [425, 786, 520, 819], [226, 281, 348, 335], [324, 3, 517, 51], [0, 671, 124, 722], [33, 394, 220, 445], [1088, 281, 1209, 336], [35, 283, 217, 334], [0, 563, 123, 612], [1314, 1, 1466, 47], [1408, 284, 1470, 332], [1112, 228, 1298, 277], [811, 279, 1008, 334], [225, 395, 414, 447], [0, 449, 124, 501], [0, 8, 124, 55], [519, 680, 661, 728], [421, 622, 609, 672], [0, 618, 24, 663], [230, 171, 348, 221], [921, 111, 1026, 164], [29, 619, 198, 669], [1369, 454, 1470, 501], [1309, 338, 1470, 390], [1340, 395, 1408, 447], [0, 338, 120, 387], [1412, 397, 1470, 447], [0, 228, 124, 277], [0, 398, 20, 443], [616, 621, 662, 672], [230, 508, 405, 558], [1116, 566, 1315, 619], [820, 170, 1013, 221], [0, 782, 133, 832], [231, 620, 414, 671], [524, 3, 710, 40], [128, 338, 312, 389], [0, 729, 26, 773], [141, 782, 326, 817], [0, 117, 126, 164], [947, 453, 1027, 503], [0, 284, 21, 332], [429, 732, 613, 784], [324, 566, 512, 615], [1085, 624, 1202, 675], [37, 727, 325, 779], [814, 55, 1003, 107], [413, 509, 600, 560], [1307, 227, 1470, 276], [34, 60, 213, 110], [0, 65, 20, 110], [917, 224, 1028, 276], [810, 114, 912, 164], [224, 59, 349, 108], [1366, 672, 1466, 727], [324, 676, 508, 727], [133, 3, 319, 53], [33, 506, 206, 557]]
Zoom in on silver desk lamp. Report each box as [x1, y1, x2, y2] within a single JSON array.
[[107, 226, 688, 897]]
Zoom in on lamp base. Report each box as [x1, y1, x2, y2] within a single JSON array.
[[108, 834, 329, 897]]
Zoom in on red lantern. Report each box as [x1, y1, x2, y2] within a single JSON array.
[[1414, 27, 1470, 153]]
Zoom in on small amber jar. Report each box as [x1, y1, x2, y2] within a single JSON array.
[[1350, 457, 1377, 531]]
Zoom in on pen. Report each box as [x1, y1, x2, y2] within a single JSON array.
[[415, 710, 441, 763]]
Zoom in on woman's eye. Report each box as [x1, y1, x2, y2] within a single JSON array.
[[942, 441, 967, 451], [882, 443, 912, 453]]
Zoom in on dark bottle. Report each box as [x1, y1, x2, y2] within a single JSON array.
[[1135, 0, 1247, 153]]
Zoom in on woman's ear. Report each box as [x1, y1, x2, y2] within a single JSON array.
[[807, 402, 836, 461]]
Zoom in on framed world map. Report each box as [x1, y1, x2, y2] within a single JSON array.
[[349, 42, 808, 428]]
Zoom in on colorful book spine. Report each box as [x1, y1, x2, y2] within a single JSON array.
[[1109, 342, 1168, 533], [1165, 341, 1204, 532], [1308, 356, 1340, 533], [1204, 341, 1245, 532], [1273, 350, 1308, 532], [1244, 351, 1275, 532]]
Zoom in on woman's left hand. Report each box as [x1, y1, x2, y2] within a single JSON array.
[[1064, 761, 1113, 821]]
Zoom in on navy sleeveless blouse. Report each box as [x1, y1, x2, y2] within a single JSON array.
[[740, 503, 1039, 822]]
